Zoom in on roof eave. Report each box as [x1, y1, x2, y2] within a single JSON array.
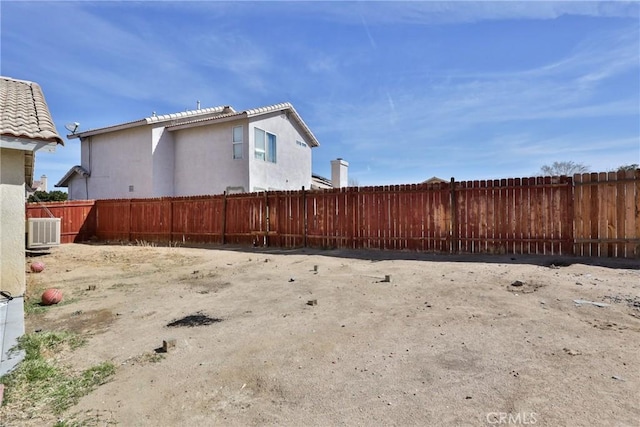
[[69, 105, 233, 139], [167, 112, 249, 131], [0, 135, 61, 151], [68, 119, 147, 139], [55, 165, 90, 188], [245, 103, 320, 147]]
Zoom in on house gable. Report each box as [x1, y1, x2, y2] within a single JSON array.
[[247, 111, 312, 192]]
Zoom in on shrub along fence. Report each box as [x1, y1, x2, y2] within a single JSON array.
[[26, 170, 640, 258]]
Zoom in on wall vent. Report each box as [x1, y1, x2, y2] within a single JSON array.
[[26, 218, 61, 249]]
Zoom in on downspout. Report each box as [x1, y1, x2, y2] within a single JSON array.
[[83, 136, 92, 199]]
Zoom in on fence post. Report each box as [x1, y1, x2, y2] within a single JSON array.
[[169, 197, 173, 244], [128, 199, 132, 242], [222, 191, 227, 245], [264, 190, 269, 247], [302, 186, 308, 247], [450, 177, 457, 254]]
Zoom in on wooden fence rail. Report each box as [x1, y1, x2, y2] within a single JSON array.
[[26, 171, 640, 258]]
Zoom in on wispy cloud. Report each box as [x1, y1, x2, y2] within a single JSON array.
[[360, 13, 377, 49], [310, 23, 638, 183], [305, 1, 640, 25], [2, 2, 278, 114], [2, 1, 636, 186]]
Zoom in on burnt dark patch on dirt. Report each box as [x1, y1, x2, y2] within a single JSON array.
[[166, 312, 222, 327]]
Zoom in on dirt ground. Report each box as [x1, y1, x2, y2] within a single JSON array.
[[4, 243, 640, 426]]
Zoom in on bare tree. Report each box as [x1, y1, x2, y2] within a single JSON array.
[[539, 161, 590, 176], [617, 164, 639, 172], [348, 177, 360, 187]]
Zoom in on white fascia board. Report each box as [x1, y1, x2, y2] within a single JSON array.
[[67, 120, 147, 140]]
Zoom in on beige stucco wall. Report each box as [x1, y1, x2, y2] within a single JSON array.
[[248, 113, 313, 192], [67, 174, 87, 200], [0, 148, 26, 295], [78, 127, 153, 199], [173, 122, 250, 196]]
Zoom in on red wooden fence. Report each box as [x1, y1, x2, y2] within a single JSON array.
[[574, 170, 640, 258], [25, 200, 96, 243], [26, 171, 640, 258]]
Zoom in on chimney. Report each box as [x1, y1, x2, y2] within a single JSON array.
[[40, 175, 48, 192], [331, 158, 349, 189]]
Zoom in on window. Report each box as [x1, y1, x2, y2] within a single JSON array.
[[232, 126, 243, 159], [254, 127, 277, 163], [267, 133, 277, 163], [296, 140, 307, 148]]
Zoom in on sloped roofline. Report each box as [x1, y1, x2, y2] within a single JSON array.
[[0, 76, 64, 145], [67, 105, 234, 139], [166, 102, 319, 147], [55, 165, 90, 188], [68, 102, 320, 147]]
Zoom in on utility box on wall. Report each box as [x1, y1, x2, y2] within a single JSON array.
[[26, 218, 61, 249]]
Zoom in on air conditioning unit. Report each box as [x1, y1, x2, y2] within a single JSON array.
[[26, 218, 61, 249]]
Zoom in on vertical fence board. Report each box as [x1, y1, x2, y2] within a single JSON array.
[[624, 170, 638, 257], [627, 169, 640, 258], [614, 171, 625, 257]]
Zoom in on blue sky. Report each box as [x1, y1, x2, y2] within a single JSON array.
[[2, 1, 639, 187]]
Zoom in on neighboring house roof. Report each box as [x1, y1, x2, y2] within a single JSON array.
[[69, 102, 320, 147], [68, 105, 234, 139], [27, 175, 47, 193], [422, 176, 447, 184], [311, 173, 332, 189], [168, 102, 320, 147], [0, 76, 63, 185], [55, 165, 90, 188]]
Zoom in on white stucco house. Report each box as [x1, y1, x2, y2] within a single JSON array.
[[0, 76, 63, 375], [57, 103, 322, 199]]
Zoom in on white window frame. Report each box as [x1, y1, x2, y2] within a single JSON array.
[[232, 126, 243, 159], [254, 127, 277, 163]]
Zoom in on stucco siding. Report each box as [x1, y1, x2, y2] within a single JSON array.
[[173, 122, 249, 196], [67, 174, 87, 200], [0, 149, 26, 376], [151, 126, 175, 197], [249, 113, 312, 192], [0, 148, 26, 295], [82, 127, 153, 199]]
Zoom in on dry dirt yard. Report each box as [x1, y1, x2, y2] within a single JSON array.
[[4, 243, 640, 426]]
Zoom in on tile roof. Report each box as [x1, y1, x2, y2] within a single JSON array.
[[55, 165, 90, 188], [69, 106, 233, 139], [167, 102, 320, 147], [68, 102, 320, 147], [0, 76, 63, 145]]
